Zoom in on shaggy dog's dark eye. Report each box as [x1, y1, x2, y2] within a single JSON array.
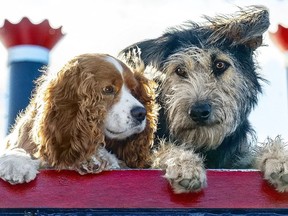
[[102, 85, 115, 94], [175, 67, 188, 78], [213, 60, 230, 76]]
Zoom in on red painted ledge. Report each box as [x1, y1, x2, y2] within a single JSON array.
[[0, 169, 288, 209]]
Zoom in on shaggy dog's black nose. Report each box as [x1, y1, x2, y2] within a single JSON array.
[[189, 103, 211, 122], [131, 106, 146, 122]]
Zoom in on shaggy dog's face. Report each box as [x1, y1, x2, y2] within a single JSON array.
[[121, 6, 269, 151], [159, 47, 260, 149]]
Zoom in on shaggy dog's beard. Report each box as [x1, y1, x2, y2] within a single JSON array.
[[162, 79, 242, 150], [153, 48, 259, 151]]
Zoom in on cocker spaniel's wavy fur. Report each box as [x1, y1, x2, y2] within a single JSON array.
[[0, 53, 157, 184]]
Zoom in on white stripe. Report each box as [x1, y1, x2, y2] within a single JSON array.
[[285, 51, 288, 67], [105, 56, 123, 74], [8, 45, 49, 64]]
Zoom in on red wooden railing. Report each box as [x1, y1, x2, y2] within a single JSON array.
[[1, 169, 288, 212]]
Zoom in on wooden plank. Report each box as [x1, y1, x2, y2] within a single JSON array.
[[0, 169, 288, 209]]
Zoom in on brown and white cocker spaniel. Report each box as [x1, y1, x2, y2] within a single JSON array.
[[0, 53, 157, 184]]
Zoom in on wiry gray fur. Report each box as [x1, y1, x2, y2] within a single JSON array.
[[121, 6, 288, 194]]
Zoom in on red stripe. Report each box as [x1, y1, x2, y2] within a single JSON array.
[[0, 170, 288, 208], [0, 17, 64, 49], [270, 24, 288, 52]]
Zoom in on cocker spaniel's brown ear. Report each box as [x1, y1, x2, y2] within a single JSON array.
[[34, 57, 106, 169], [108, 71, 158, 168]]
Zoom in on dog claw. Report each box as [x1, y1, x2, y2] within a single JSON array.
[[87, 162, 101, 173], [190, 181, 202, 191], [270, 172, 278, 180], [280, 174, 288, 184], [179, 178, 202, 191], [179, 179, 191, 188], [169, 175, 206, 193]]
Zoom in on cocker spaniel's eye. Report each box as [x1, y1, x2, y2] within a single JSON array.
[[175, 67, 188, 78], [102, 85, 115, 95], [212, 60, 230, 76]]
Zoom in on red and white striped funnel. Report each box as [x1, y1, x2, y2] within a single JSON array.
[[0, 17, 65, 131]]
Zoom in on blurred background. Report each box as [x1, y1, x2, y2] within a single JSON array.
[[0, 0, 287, 142]]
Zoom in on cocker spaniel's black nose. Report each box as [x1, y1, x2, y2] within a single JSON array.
[[131, 106, 146, 122]]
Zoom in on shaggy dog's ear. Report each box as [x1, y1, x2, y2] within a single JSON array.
[[119, 35, 180, 70], [120, 6, 269, 69], [205, 5, 270, 50], [35, 57, 105, 169]]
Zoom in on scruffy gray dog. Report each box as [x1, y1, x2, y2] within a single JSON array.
[[121, 6, 288, 193]]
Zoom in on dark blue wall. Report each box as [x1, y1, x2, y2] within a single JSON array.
[[7, 61, 46, 131]]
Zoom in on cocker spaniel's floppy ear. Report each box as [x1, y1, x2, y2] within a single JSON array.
[[34, 55, 106, 169], [106, 59, 158, 168]]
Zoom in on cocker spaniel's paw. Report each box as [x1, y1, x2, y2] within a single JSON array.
[[76, 156, 105, 174], [164, 151, 207, 194], [76, 147, 120, 175], [0, 149, 40, 184], [262, 158, 288, 192]]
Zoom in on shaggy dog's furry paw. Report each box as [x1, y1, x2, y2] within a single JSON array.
[[256, 136, 288, 192], [76, 147, 120, 175], [165, 154, 207, 193], [164, 151, 207, 194], [262, 158, 288, 192], [153, 142, 207, 194], [0, 149, 40, 184]]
